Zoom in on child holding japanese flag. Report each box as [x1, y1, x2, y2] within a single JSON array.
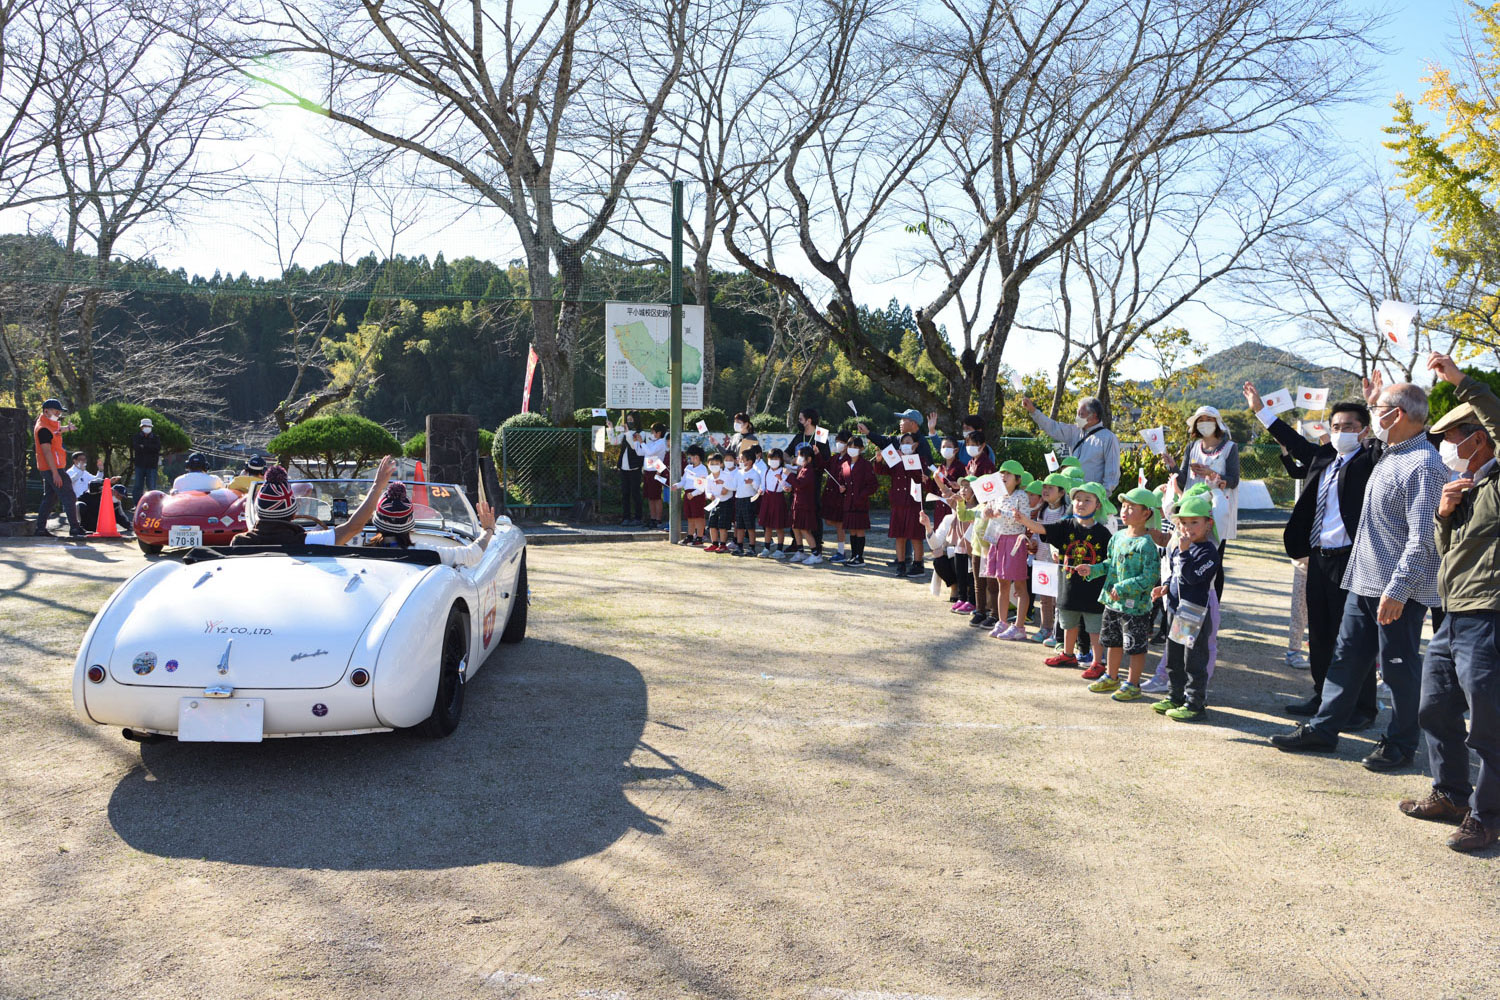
[[874, 431, 929, 578], [957, 476, 1000, 630], [839, 437, 878, 566], [701, 453, 735, 553], [757, 448, 791, 559], [670, 444, 710, 546], [1088, 487, 1164, 702], [983, 460, 1034, 641], [786, 444, 824, 564], [1014, 481, 1113, 668], [1027, 473, 1073, 644], [1147, 489, 1221, 721]]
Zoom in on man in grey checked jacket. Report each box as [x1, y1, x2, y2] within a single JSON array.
[[1271, 378, 1449, 771]]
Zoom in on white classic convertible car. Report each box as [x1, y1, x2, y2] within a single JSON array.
[[72, 478, 527, 742]]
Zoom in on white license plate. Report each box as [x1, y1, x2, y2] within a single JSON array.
[[177, 697, 264, 742], [168, 525, 203, 547]]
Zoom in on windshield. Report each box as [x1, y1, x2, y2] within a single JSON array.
[[246, 479, 480, 540]]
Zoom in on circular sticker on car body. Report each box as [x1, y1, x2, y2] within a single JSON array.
[[164, 659, 178, 673], [132, 652, 157, 676], [311, 703, 328, 717]]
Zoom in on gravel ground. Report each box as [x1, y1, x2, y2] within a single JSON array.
[[1, 528, 1497, 1000]]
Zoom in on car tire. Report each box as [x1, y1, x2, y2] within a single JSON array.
[[416, 604, 468, 738], [137, 539, 163, 556], [499, 551, 528, 644]]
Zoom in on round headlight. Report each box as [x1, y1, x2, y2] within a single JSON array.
[[86, 665, 106, 684], [349, 668, 370, 687]]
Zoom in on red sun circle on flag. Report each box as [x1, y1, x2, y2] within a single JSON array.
[[1303, 392, 1312, 399]]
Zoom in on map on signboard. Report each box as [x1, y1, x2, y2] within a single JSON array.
[[604, 302, 705, 408]]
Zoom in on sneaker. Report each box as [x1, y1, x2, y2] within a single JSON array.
[[907, 563, 927, 580], [1111, 682, 1142, 702], [1284, 650, 1311, 670], [1140, 676, 1170, 695], [828, 552, 847, 563], [952, 601, 974, 614], [1042, 632, 1059, 648], [1078, 650, 1094, 665], [804, 553, 823, 566], [1031, 627, 1051, 643], [1044, 653, 1078, 668], [988, 622, 1011, 638], [895, 561, 909, 577], [845, 555, 865, 566], [702, 544, 718, 553], [1080, 663, 1106, 681], [786, 552, 806, 563], [772, 549, 788, 560], [1003, 625, 1030, 641], [1165, 704, 1206, 722], [1151, 698, 1184, 714], [950, 600, 964, 611], [1088, 676, 1121, 694], [979, 614, 999, 630], [758, 547, 776, 558]]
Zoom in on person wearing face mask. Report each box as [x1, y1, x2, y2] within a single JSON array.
[[632, 422, 670, 529], [786, 444, 824, 564], [856, 407, 936, 466], [819, 430, 852, 562], [1171, 406, 1239, 597], [1020, 395, 1120, 492], [606, 411, 646, 526], [1399, 352, 1500, 851], [874, 431, 929, 578], [788, 407, 832, 557], [1272, 378, 1448, 774], [129, 417, 161, 514], [728, 412, 759, 455], [840, 436, 878, 566], [1247, 380, 1382, 726]]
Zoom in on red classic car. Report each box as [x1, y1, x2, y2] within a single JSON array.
[[132, 488, 248, 555]]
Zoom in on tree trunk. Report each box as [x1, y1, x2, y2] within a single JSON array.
[[1095, 367, 1114, 429], [783, 345, 824, 429]]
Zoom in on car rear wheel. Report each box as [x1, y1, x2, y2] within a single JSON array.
[[416, 605, 468, 738], [499, 551, 528, 644], [137, 538, 163, 556]]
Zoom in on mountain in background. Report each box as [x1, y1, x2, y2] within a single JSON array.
[[1143, 341, 1361, 410]]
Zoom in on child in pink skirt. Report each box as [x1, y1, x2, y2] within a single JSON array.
[[987, 460, 1033, 640]]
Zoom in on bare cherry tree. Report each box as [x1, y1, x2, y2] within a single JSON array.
[[227, 0, 690, 421]]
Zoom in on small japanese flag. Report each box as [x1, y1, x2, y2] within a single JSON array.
[[1031, 561, 1059, 598], [1297, 386, 1329, 410], [901, 453, 923, 471], [880, 443, 902, 468], [590, 407, 608, 417], [1044, 451, 1059, 472], [1259, 388, 1295, 416], [815, 426, 829, 444], [654, 474, 667, 485], [909, 480, 923, 503], [847, 400, 859, 415], [1138, 467, 1148, 489], [695, 420, 709, 434], [971, 472, 1005, 500], [1139, 426, 1167, 455], [644, 456, 666, 472], [1376, 299, 1419, 348]]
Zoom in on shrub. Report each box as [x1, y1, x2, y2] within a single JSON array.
[[991, 435, 1052, 477], [684, 406, 728, 432], [1119, 447, 1175, 491], [267, 414, 400, 477], [495, 412, 572, 505], [751, 412, 787, 432], [71, 403, 190, 474]]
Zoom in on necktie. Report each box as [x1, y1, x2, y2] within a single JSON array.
[[1312, 456, 1341, 548]]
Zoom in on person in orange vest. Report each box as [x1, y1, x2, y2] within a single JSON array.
[[33, 398, 84, 537]]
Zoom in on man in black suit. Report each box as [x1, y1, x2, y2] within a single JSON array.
[[1244, 382, 1379, 726]]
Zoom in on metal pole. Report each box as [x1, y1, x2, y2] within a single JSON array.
[[668, 179, 684, 544]]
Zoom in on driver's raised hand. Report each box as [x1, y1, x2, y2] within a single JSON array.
[[476, 499, 497, 532]]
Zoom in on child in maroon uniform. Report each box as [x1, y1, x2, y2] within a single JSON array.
[[758, 447, 791, 558], [787, 443, 823, 565], [965, 430, 996, 478], [840, 437, 877, 566], [877, 431, 928, 578], [821, 430, 851, 562]]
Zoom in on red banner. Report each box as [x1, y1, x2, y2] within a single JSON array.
[[521, 346, 539, 413]]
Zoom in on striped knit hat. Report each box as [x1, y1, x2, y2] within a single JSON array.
[[373, 481, 415, 534], [256, 465, 297, 520]]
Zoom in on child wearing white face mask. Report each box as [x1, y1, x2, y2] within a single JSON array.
[[787, 444, 824, 564], [821, 431, 851, 561], [759, 448, 792, 557], [965, 430, 996, 478], [1173, 406, 1239, 596], [875, 431, 928, 577]]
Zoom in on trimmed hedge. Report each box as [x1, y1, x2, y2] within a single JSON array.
[[402, 428, 494, 459], [684, 407, 729, 432], [267, 414, 399, 476], [71, 403, 190, 474]]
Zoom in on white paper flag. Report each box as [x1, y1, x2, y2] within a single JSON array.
[[880, 443, 902, 468], [847, 400, 859, 415], [909, 480, 923, 503], [901, 453, 923, 471], [971, 472, 1006, 500], [593, 426, 608, 454], [1140, 426, 1167, 455], [654, 474, 667, 485], [815, 426, 829, 444], [1259, 388, 1295, 416], [1376, 299, 1419, 348], [1138, 467, 1148, 489], [695, 420, 709, 434], [644, 456, 666, 472], [1031, 561, 1059, 598], [1301, 420, 1328, 439], [591, 407, 608, 417], [1044, 451, 1060, 472], [1296, 386, 1329, 410]]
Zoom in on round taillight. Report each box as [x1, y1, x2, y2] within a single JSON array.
[[349, 668, 370, 687], [86, 665, 106, 684]]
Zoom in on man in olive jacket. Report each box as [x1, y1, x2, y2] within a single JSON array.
[[1403, 352, 1500, 853]]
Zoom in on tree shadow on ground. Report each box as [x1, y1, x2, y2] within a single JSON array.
[[106, 639, 712, 870]]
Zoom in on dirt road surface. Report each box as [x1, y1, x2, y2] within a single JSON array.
[[1, 529, 1496, 1000]]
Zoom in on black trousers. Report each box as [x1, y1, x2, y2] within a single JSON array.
[[619, 468, 642, 520], [1307, 547, 1377, 717]]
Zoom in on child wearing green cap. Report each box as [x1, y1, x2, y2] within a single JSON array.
[[1148, 491, 1221, 720], [1027, 475, 1071, 644], [984, 461, 1035, 640], [1089, 486, 1164, 701], [1015, 481, 1113, 667]]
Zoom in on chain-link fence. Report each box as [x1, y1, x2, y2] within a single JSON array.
[[496, 427, 602, 515]]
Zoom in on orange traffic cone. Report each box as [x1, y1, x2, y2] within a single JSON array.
[[89, 477, 123, 539], [413, 460, 429, 506]]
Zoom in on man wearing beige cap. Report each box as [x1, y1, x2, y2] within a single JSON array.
[[1400, 353, 1500, 852], [129, 416, 160, 514]]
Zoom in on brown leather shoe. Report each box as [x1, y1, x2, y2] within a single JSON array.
[[1447, 813, 1500, 853], [1399, 790, 1468, 824]]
